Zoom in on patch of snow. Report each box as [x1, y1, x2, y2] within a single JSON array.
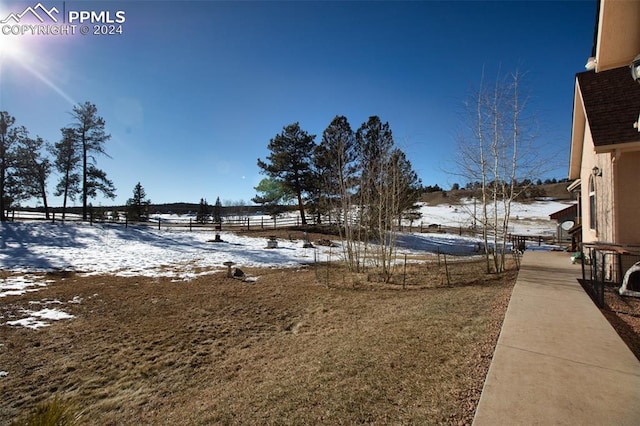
[[0, 275, 49, 298], [0, 371, 8, 378], [5, 308, 74, 330], [7, 317, 50, 329], [28, 299, 63, 305], [30, 308, 75, 321]]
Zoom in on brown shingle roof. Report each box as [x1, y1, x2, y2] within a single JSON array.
[[549, 204, 577, 220], [577, 66, 640, 147]]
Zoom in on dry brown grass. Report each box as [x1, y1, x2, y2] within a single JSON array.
[[0, 261, 515, 425]]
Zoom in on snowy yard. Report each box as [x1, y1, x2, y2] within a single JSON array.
[[0, 198, 570, 330]]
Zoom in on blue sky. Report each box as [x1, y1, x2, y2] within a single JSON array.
[[0, 0, 597, 207]]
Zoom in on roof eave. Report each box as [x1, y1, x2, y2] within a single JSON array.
[[594, 139, 640, 153], [569, 78, 586, 180]]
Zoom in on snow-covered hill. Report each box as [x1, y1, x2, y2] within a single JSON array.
[[414, 198, 574, 236]]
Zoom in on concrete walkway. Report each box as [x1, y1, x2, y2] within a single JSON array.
[[473, 251, 640, 425]]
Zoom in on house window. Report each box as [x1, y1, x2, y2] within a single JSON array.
[[589, 175, 596, 231]]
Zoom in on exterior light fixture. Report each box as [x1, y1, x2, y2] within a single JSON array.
[[632, 53, 640, 83], [592, 166, 602, 177]]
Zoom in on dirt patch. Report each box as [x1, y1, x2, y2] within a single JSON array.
[[0, 262, 515, 425]]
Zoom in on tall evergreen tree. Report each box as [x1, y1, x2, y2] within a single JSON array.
[[314, 115, 357, 222], [126, 182, 150, 221], [315, 116, 360, 266], [212, 196, 223, 224], [257, 122, 316, 225], [14, 135, 52, 219], [389, 148, 422, 226], [196, 198, 209, 224], [52, 127, 81, 219], [0, 112, 22, 221], [353, 116, 420, 280], [69, 102, 115, 220], [355, 116, 395, 229]]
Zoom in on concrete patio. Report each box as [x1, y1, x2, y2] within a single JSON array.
[[473, 251, 640, 425]]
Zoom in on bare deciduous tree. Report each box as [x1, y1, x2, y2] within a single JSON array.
[[455, 68, 545, 273]]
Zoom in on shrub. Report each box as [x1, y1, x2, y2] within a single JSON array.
[[12, 396, 81, 426]]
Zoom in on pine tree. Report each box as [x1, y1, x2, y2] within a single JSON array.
[[0, 112, 22, 221], [52, 128, 81, 220], [314, 115, 357, 224], [213, 196, 223, 224], [196, 198, 209, 224], [355, 116, 395, 230], [69, 102, 116, 220], [126, 182, 150, 221], [14, 135, 51, 219], [315, 116, 359, 267], [353, 116, 420, 280], [257, 122, 316, 225], [389, 148, 422, 226]]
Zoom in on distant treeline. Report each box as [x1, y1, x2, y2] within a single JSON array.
[[16, 203, 270, 217]]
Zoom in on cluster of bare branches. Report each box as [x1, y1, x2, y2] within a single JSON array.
[[455, 69, 548, 273]]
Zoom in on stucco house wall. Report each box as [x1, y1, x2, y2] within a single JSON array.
[[577, 123, 614, 244], [615, 150, 640, 244]]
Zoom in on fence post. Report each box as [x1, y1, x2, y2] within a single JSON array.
[[125, 216, 128, 229], [403, 254, 407, 289], [189, 218, 192, 232], [158, 217, 161, 231], [247, 217, 250, 231], [261, 217, 264, 229], [52, 211, 55, 224], [444, 253, 450, 286], [326, 246, 332, 288]]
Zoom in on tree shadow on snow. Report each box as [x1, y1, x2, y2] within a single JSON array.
[[0, 222, 87, 270]]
